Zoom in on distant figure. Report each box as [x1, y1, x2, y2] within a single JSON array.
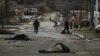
[[68, 17, 73, 29], [33, 19, 40, 33], [74, 17, 80, 28], [49, 17, 52, 21], [69, 14, 76, 29], [59, 14, 63, 26], [39, 43, 70, 53], [61, 21, 70, 34], [54, 20, 57, 27]]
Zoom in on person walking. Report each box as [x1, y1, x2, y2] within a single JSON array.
[[64, 20, 70, 34], [61, 20, 70, 34], [33, 19, 40, 33]]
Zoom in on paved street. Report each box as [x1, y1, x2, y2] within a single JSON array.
[[0, 12, 100, 56]]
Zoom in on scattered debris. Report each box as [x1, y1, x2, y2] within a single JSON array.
[[72, 33, 84, 39]]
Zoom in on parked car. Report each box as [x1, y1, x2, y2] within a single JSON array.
[[95, 24, 100, 33], [80, 19, 90, 28]]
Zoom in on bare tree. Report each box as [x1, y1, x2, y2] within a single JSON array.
[[0, 4, 6, 29], [45, 0, 56, 11]]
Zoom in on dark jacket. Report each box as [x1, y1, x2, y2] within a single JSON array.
[[64, 21, 69, 28], [33, 20, 40, 28], [54, 43, 70, 53]]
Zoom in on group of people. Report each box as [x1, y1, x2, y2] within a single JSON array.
[[33, 18, 70, 34], [68, 14, 90, 29], [32, 15, 71, 53], [68, 14, 80, 29], [33, 13, 91, 34], [33, 13, 84, 34]]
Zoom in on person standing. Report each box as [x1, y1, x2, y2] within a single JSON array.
[[75, 17, 80, 28], [33, 19, 40, 33], [68, 14, 76, 29], [54, 20, 57, 27], [68, 17, 73, 29]]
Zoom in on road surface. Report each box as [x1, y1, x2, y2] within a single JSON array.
[[0, 12, 100, 56]]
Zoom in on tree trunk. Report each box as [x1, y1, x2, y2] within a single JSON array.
[[90, 0, 95, 29], [1, 22, 4, 29]]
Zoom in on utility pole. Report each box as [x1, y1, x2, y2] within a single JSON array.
[[80, 2, 82, 20], [2, 0, 8, 28], [5, 0, 8, 17], [90, 0, 94, 29], [94, 0, 99, 27]]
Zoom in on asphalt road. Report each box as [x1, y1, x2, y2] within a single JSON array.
[[0, 12, 100, 56]]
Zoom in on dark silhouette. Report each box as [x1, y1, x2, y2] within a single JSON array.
[[5, 34, 30, 41], [61, 21, 70, 34], [33, 19, 40, 33], [38, 43, 70, 53], [54, 20, 57, 27], [49, 17, 51, 21]]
